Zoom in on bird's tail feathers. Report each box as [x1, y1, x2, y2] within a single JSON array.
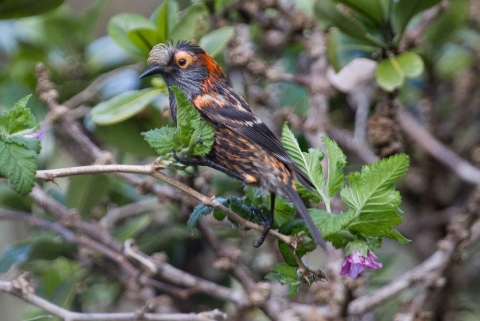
[[282, 183, 325, 250]]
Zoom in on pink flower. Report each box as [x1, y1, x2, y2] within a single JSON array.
[[340, 250, 382, 278], [24, 129, 45, 140]]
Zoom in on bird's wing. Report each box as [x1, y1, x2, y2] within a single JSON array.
[[192, 91, 315, 189]]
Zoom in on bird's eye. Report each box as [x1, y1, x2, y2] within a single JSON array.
[[178, 59, 187, 67]]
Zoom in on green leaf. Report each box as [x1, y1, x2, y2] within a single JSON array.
[[348, 211, 408, 242], [0, 95, 37, 137], [170, 86, 215, 156], [169, 3, 210, 42], [336, 0, 385, 24], [322, 137, 346, 198], [281, 122, 310, 176], [66, 174, 110, 217], [265, 263, 301, 297], [376, 52, 424, 91], [309, 209, 354, 240], [392, 0, 441, 41], [142, 127, 177, 156], [108, 14, 159, 59], [0, 0, 64, 19], [149, 0, 171, 42], [327, 28, 379, 72], [244, 187, 264, 206], [0, 139, 39, 195], [187, 204, 213, 233], [314, 0, 382, 46], [278, 220, 315, 266], [344, 239, 369, 257], [190, 121, 215, 156], [281, 123, 326, 203], [113, 214, 151, 242], [90, 88, 162, 125], [200, 26, 235, 57], [340, 154, 409, 218], [271, 196, 296, 227], [126, 28, 161, 54]]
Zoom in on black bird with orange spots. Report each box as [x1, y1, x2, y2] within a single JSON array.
[[140, 41, 324, 248]]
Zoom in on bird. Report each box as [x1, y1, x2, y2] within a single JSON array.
[[139, 41, 324, 248]]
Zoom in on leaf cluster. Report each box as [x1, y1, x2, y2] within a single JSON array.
[[107, 1, 234, 60], [0, 95, 41, 195], [142, 86, 214, 172], [316, 0, 438, 91]]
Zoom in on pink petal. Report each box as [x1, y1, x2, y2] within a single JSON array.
[[25, 129, 45, 140]]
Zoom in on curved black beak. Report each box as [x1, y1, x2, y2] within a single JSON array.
[[139, 66, 164, 79]]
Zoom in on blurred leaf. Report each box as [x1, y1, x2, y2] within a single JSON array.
[[327, 28, 378, 72], [336, 0, 385, 24], [169, 3, 210, 42], [0, 180, 32, 210], [200, 26, 234, 57], [187, 204, 212, 233], [108, 14, 158, 59], [376, 52, 424, 91], [0, 244, 31, 273], [51, 276, 77, 308], [149, 0, 180, 41], [0, 0, 64, 19], [95, 117, 158, 157], [392, 0, 441, 42], [113, 214, 151, 242], [314, 0, 382, 46], [424, 0, 469, 45], [90, 88, 162, 125], [435, 43, 473, 79], [66, 174, 110, 217]]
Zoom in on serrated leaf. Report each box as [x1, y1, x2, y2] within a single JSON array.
[[244, 187, 264, 206], [278, 220, 314, 266], [322, 137, 346, 197], [90, 88, 162, 125], [142, 127, 177, 155], [281, 123, 326, 203], [0, 95, 37, 137], [340, 154, 409, 218], [281, 122, 309, 175], [169, 3, 210, 42], [0, 139, 39, 195], [265, 263, 301, 297], [190, 121, 215, 156], [309, 209, 354, 238], [187, 204, 212, 233], [199, 26, 235, 57], [271, 195, 296, 227]]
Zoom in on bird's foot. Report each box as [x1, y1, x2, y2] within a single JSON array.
[[172, 151, 204, 166], [251, 206, 274, 248]]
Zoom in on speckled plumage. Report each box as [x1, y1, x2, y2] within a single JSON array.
[[140, 41, 324, 248]]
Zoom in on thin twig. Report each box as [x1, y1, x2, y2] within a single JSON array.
[[0, 276, 224, 321]]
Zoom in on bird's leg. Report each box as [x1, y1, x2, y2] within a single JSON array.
[[173, 152, 245, 181], [253, 193, 276, 248]]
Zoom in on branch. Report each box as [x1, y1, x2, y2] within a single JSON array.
[[0, 275, 224, 321], [397, 107, 480, 184], [36, 164, 294, 245]]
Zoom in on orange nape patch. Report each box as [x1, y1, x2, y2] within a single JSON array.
[[198, 52, 224, 79], [243, 174, 258, 184], [174, 51, 196, 68]]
